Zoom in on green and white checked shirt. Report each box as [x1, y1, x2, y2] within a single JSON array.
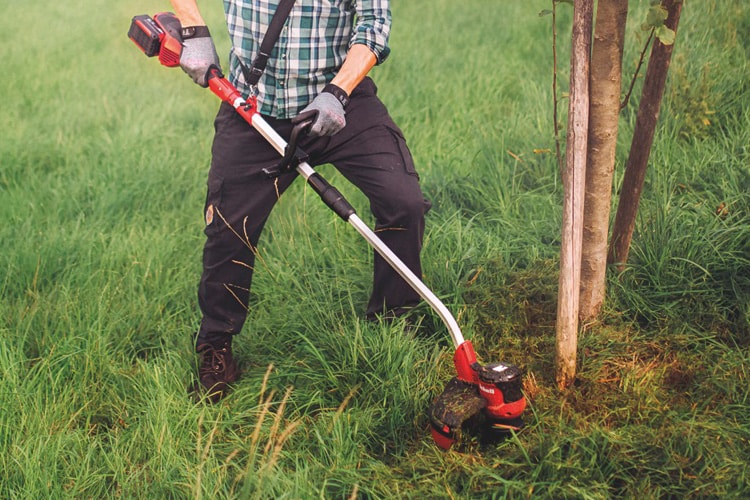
[[223, 0, 391, 118]]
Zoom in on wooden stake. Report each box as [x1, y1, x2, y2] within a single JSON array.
[[555, 0, 593, 390]]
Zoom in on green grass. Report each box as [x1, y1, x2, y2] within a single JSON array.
[[1, 0, 749, 498]]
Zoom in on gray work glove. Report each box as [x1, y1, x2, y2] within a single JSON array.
[[179, 26, 220, 88], [297, 84, 350, 137]]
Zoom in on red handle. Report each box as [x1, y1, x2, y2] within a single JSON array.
[[206, 66, 258, 115]]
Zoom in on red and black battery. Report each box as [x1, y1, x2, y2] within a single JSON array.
[[128, 12, 183, 67]]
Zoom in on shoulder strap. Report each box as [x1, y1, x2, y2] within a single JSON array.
[[241, 0, 296, 88]]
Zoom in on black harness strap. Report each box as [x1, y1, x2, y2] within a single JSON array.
[[240, 0, 296, 88]]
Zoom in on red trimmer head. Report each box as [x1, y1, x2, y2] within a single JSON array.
[[429, 340, 526, 449]]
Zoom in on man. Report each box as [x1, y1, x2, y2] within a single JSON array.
[[169, 0, 429, 401]]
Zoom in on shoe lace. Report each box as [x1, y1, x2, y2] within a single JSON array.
[[199, 345, 229, 376]]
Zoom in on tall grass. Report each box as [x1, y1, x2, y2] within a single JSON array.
[[1, 0, 749, 497]]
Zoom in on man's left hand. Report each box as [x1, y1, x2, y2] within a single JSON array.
[[297, 90, 347, 137]]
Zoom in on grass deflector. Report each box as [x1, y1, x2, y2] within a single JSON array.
[[128, 12, 526, 449]]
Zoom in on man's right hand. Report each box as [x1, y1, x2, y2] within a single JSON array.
[[180, 26, 220, 87]]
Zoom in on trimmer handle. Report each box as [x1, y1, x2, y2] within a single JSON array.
[[273, 110, 317, 174], [288, 110, 317, 150], [207, 65, 224, 81], [206, 65, 241, 103]]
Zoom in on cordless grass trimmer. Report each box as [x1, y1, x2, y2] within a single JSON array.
[[128, 12, 526, 449]]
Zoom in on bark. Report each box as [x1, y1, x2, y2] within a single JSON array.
[[579, 0, 629, 321], [608, 0, 684, 269], [555, 0, 593, 390]]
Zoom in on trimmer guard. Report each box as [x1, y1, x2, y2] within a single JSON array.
[[428, 378, 486, 449]]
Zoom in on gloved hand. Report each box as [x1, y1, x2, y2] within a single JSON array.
[[296, 84, 350, 137], [179, 26, 220, 87]]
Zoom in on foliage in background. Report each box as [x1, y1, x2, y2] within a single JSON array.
[[1, 0, 748, 497]]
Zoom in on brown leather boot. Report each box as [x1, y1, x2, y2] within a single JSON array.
[[195, 340, 239, 403]]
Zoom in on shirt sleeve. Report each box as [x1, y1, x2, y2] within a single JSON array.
[[351, 0, 392, 64]]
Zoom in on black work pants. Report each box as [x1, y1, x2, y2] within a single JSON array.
[[197, 77, 430, 344]]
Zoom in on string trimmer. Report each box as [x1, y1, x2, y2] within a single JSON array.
[[128, 12, 526, 449]]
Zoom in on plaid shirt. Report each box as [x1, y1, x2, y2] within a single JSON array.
[[223, 0, 391, 118]]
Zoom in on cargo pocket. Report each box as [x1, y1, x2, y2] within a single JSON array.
[[386, 124, 418, 177]]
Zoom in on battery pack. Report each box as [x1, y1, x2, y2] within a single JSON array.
[[128, 15, 163, 58]]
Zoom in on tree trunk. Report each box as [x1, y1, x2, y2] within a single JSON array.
[[555, 0, 593, 390], [608, 0, 684, 269], [579, 0, 629, 321]]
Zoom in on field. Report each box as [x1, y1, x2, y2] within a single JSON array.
[[1, 0, 749, 498]]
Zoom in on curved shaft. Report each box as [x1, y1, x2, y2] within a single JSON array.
[[251, 113, 465, 348]]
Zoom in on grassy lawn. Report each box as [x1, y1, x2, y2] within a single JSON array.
[[1, 0, 748, 497]]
